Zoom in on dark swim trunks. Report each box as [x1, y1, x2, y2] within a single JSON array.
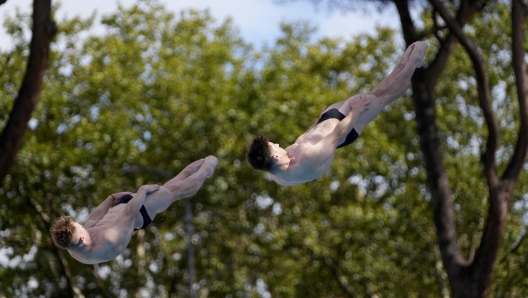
[[116, 194, 152, 231], [316, 108, 359, 148]]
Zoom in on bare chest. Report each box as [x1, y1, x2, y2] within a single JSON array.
[[94, 205, 127, 229], [282, 121, 339, 183], [290, 119, 339, 154], [286, 119, 339, 160], [71, 231, 133, 264]]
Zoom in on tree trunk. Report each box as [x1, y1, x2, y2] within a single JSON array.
[[0, 0, 56, 184], [398, 0, 528, 296]]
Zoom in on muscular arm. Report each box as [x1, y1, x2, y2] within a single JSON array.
[[84, 195, 113, 229], [124, 187, 151, 216], [322, 106, 362, 149], [94, 185, 158, 259], [84, 192, 132, 229]]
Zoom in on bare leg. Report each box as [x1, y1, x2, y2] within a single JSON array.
[[162, 158, 205, 186], [142, 156, 218, 219], [371, 42, 415, 94], [370, 41, 428, 104], [338, 41, 428, 134], [323, 42, 425, 115]]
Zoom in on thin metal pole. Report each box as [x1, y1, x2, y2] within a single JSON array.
[[184, 198, 196, 298]]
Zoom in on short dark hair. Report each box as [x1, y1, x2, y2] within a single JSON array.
[[50, 216, 76, 249], [247, 135, 274, 171]]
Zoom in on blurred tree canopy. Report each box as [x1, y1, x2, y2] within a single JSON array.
[[0, 0, 527, 297]]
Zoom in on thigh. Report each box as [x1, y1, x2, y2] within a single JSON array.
[[328, 94, 369, 117], [353, 93, 388, 134], [141, 186, 175, 221], [326, 99, 348, 114], [337, 94, 364, 116]]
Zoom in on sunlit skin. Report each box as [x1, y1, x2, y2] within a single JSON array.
[[65, 156, 218, 264], [266, 41, 429, 186]]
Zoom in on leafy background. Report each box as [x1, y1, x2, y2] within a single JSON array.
[[0, 1, 527, 297]]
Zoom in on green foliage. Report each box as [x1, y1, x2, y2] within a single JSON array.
[[0, 0, 526, 297]]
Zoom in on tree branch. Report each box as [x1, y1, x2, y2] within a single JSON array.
[[392, 0, 419, 44], [416, 24, 447, 41], [120, 166, 173, 179], [503, 0, 528, 183], [424, 0, 482, 86], [394, 0, 467, 284], [394, 0, 487, 290], [27, 197, 78, 297], [394, 0, 457, 79], [30, 197, 51, 224], [417, 6, 448, 42], [428, 0, 499, 187], [0, 0, 57, 185], [521, 0, 528, 17], [185, 198, 196, 298], [91, 264, 113, 295], [324, 257, 357, 297], [500, 231, 527, 264], [428, 0, 525, 292]]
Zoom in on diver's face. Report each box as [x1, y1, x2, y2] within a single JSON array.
[[269, 142, 289, 160]]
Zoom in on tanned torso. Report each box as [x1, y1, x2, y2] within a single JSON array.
[[62, 156, 218, 264], [69, 194, 145, 264], [272, 118, 341, 185], [268, 42, 429, 186]]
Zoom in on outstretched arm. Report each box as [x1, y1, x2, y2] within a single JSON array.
[[84, 196, 113, 229], [103, 185, 159, 248], [84, 192, 131, 229]]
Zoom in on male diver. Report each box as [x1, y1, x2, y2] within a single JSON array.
[[50, 156, 218, 264], [247, 41, 428, 186]]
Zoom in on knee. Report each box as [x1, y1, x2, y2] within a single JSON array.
[[180, 182, 201, 199], [155, 186, 174, 198], [371, 86, 388, 98]]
